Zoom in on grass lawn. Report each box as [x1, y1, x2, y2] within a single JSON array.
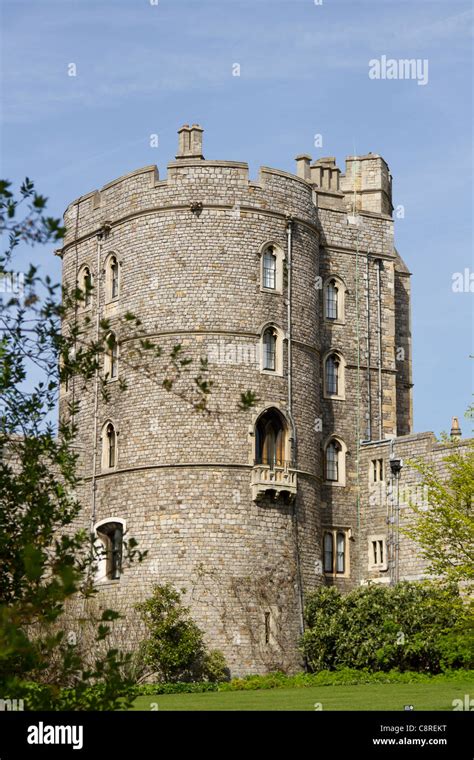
[[132, 676, 474, 711]]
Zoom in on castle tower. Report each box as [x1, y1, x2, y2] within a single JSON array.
[[60, 126, 322, 674], [59, 126, 412, 673]]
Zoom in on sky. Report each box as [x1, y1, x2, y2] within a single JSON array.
[[0, 0, 472, 437]]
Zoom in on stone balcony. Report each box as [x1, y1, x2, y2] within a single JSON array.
[[251, 462, 297, 502]]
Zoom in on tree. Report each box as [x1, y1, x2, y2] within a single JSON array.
[[403, 441, 474, 588]]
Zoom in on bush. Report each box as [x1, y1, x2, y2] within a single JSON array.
[[199, 649, 230, 682], [301, 582, 470, 674], [135, 584, 228, 683]]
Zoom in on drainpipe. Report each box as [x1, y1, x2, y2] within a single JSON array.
[[285, 217, 305, 646], [286, 218, 295, 454], [90, 230, 103, 537], [375, 259, 383, 439], [366, 253, 372, 441]]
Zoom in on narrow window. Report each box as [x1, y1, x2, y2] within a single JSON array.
[[378, 539, 384, 565], [371, 459, 384, 482], [263, 246, 276, 289], [111, 339, 118, 379], [325, 441, 339, 481], [336, 532, 345, 573], [372, 540, 378, 565], [262, 328, 276, 371], [324, 532, 333, 573], [97, 521, 123, 580], [325, 354, 339, 395], [106, 333, 118, 380], [83, 267, 92, 307], [264, 611, 271, 644], [325, 279, 338, 320], [111, 257, 119, 299], [106, 423, 116, 468]]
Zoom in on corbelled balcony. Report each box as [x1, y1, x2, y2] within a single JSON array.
[[251, 460, 297, 502]]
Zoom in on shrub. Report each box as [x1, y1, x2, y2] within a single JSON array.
[[301, 581, 470, 674], [135, 584, 228, 683], [199, 649, 230, 682]]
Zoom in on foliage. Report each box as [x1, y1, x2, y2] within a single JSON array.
[[133, 667, 474, 697], [402, 442, 474, 587], [134, 681, 219, 695], [301, 583, 472, 674], [136, 584, 229, 683]]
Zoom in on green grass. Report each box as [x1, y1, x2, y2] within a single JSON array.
[[132, 676, 474, 711]]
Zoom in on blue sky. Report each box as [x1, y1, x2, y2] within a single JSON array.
[[1, 0, 472, 436]]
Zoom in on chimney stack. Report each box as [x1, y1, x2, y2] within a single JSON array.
[[295, 154, 312, 181], [450, 416, 462, 438], [176, 123, 204, 160]]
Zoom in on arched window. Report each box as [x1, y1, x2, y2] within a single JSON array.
[[323, 532, 333, 573], [324, 436, 347, 485], [102, 421, 117, 470], [262, 328, 276, 371], [78, 265, 92, 309], [323, 351, 345, 399], [326, 354, 339, 395], [326, 440, 339, 481], [260, 242, 284, 293], [255, 408, 288, 468], [96, 520, 123, 580], [323, 276, 346, 323], [325, 279, 338, 319], [262, 246, 277, 289], [105, 254, 120, 302], [104, 332, 118, 380]]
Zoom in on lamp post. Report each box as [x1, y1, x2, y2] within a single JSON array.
[[389, 457, 403, 584]]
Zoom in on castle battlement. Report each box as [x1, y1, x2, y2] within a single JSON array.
[[60, 125, 414, 676], [63, 126, 393, 250]]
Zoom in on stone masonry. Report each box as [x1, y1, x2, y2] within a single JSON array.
[[57, 125, 470, 675]]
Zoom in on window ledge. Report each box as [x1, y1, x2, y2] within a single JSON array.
[[260, 286, 283, 295], [96, 579, 121, 587]]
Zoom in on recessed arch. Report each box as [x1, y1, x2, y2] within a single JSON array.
[[323, 275, 347, 323], [94, 517, 126, 582], [259, 321, 284, 375], [322, 349, 346, 400], [104, 331, 119, 381], [104, 252, 121, 303], [254, 406, 292, 468], [258, 241, 285, 293], [323, 434, 347, 486], [77, 264, 93, 310], [100, 419, 118, 470]]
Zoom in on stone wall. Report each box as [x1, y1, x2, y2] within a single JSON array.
[[58, 125, 423, 674], [359, 433, 472, 585]]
